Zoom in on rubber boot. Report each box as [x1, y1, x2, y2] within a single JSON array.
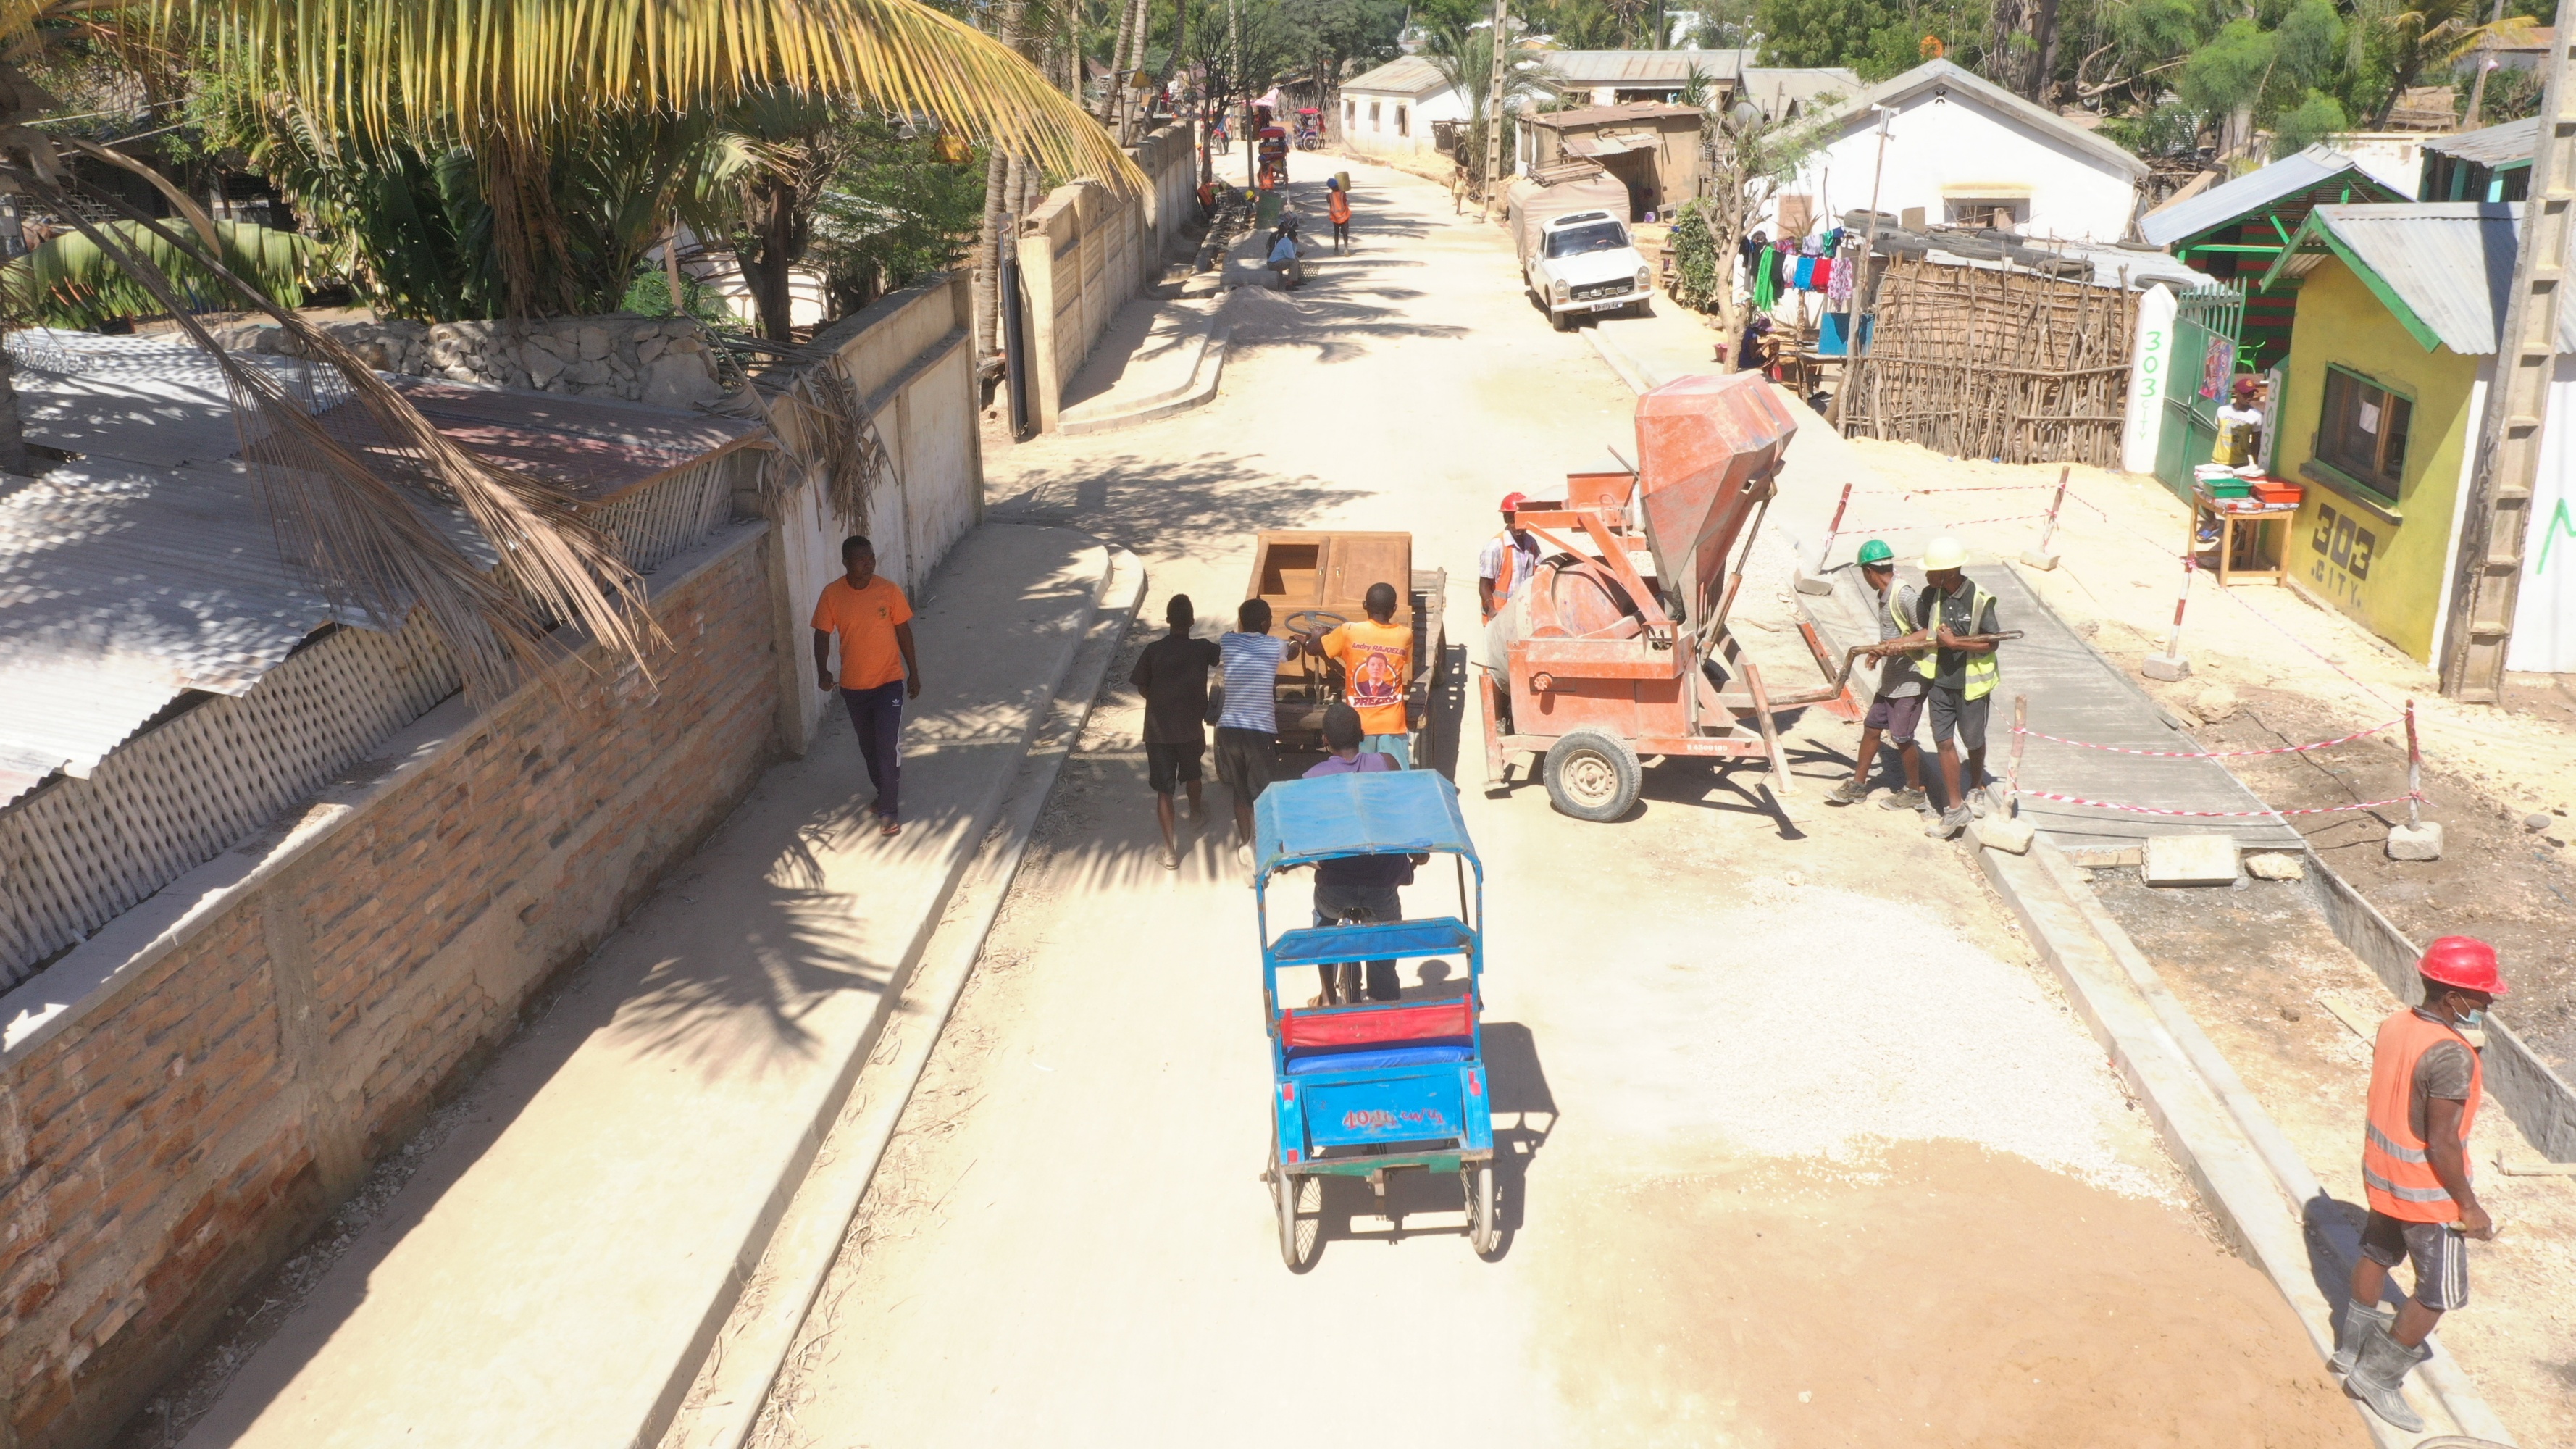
[[2329, 1299, 2392, 1378], [2344, 1321, 2429, 1432]]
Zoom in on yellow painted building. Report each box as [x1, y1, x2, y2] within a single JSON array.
[[2262, 203, 2576, 669]]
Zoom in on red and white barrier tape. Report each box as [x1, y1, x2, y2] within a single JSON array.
[[1843, 513, 2049, 532], [1854, 485, 2108, 518], [2012, 788, 2420, 818], [2208, 585, 2403, 711], [2012, 719, 2401, 759]]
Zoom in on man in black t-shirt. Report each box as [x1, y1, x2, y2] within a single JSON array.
[[1129, 594, 1222, 868]]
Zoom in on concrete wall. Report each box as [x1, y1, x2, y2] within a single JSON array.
[[1013, 122, 1199, 435], [0, 283, 987, 1449], [222, 315, 730, 409], [761, 272, 987, 751], [2274, 259, 2480, 663], [0, 530, 781, 1449], [1778, 85, 2140, 243]]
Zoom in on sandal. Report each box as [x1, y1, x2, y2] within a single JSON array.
[[879, 819, 901, 838]]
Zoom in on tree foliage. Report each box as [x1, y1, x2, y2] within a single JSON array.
[[4, 219, 315, 328]]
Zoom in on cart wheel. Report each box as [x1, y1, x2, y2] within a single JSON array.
[[1465, 1162, 1499, 1255], [1543, 728, 1641, 822], [1271, 1145, 1320, 1271]]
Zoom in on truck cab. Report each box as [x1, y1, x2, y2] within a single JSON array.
[[1526, 210, 1652, 331]]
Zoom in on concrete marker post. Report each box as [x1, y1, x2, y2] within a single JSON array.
[[2144, 548, 2194, 681], [2021, 467, 2070, 569], [1794, 481, 1852, 596]]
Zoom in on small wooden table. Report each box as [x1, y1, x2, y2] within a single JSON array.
[[2191, 483, 2297, 586]]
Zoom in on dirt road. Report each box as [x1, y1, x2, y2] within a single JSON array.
[[745, 152, 2364, 1447]]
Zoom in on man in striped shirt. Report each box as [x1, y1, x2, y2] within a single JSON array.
[[1216, 598, 1287, 879]]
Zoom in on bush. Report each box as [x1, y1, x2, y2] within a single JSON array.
[[1668, 200, 1721, 312]]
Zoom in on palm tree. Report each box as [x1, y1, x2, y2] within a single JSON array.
[[0, 0, 1132, 693], [1421, 18, 1547, 201]]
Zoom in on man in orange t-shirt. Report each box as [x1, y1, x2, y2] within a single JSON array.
[[1298, 580, 1413, 768], [811, 535, 920, 837]]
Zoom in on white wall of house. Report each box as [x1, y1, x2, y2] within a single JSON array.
[[1776, 85, 2139, 243], [1339, 84, 1469, 154]]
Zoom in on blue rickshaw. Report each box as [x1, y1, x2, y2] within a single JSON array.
[[1253, 770, 1496, 1269]]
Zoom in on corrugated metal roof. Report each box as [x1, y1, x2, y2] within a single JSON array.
[[1739, 67, 1862, 117], [2138, 146, 2391, 246], [1807, 59, 2149, 180], [2265, 203, 2576, 354], [1527, 101, 1702, 129], [1341, 56, 1452, 96], [0, 335, 759, 809], [1541, 49, 1748, 85], [2423, 117, 2538, 166]]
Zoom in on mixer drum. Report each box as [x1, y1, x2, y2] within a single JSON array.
[[1531, 556, 1642, 638]]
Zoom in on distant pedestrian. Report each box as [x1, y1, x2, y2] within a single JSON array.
[[1326, 177, 1352, 253], [811, 535, 920, 838], [1129, 594, 1222, 869], [1910, 536, 2002, 840], [1215, 598, 1287, 880], [1825, 539, 1929, 812], [2335, 937, 2507, 1432], [1298, 580, 1413, 767], [1301, 702, 1407, 1003]]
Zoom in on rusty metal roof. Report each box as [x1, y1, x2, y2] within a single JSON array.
[[0, 335, 760, 809]]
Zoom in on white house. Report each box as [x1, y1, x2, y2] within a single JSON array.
[[1338, 57, 1468, 156], [1774, 59, 2145, 243]]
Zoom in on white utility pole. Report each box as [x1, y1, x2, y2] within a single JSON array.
[[2441, 0, 2575, 699]]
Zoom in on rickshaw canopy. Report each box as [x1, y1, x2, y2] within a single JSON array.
[[1253, 772, 1477, 877]]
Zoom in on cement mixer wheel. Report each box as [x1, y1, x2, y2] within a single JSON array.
[[1543, 729, 1640, 822]]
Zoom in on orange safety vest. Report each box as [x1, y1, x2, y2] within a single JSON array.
[[2362, 1009, 2482, 1223], [1487, 530, 1534, 617], [1329, 191, 1352, 225]]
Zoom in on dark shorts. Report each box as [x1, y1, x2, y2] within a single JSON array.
[[1864, 690, 1924, 740], [2361, 1211, 2469, 1311], [1928, 688, 1991, 751], [1213, 726, 1278, 798], [1145, 740, 1203, 794]]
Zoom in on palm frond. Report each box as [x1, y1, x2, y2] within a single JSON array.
[[2, 217, 312, 327], [201, 0, 1143, 191]]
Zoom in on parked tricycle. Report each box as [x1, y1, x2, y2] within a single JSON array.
[[1253, 770, 1496, 1269]]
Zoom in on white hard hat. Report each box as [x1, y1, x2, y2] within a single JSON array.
[[1921, 537, 1968, 571]]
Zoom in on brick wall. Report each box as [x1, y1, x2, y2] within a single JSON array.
[[0, 528, 781, 1449]]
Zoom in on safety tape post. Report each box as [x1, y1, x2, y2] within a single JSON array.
[[2007, 695, 2026, 819], [2161, 548, 2196, 661], [2405, 698, 2422, 831], [1819, 481, 1851, 569], [2032, 467, 2070, 557]]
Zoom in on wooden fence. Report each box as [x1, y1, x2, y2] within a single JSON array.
[[1845, 256, 2136, 467]]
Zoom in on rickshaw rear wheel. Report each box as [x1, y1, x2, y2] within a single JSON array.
[[1271, 1143, 1321, 1271], [1466, 1162, 1499, 1255]]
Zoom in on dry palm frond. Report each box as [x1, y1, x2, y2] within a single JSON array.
[[204, 0, 1142, 192], [17, 172, 664, 702], [737, 353, 897, 532]]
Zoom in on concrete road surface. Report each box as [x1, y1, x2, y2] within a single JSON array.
[[741, 151, 2366, 1448]]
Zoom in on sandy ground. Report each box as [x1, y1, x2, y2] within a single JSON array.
[[1833, 439, 2576, 1074], [745, 151, 2364, 1448], [2091, 869, 2576, 1446]]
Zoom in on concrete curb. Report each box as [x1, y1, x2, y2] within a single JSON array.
[[1059, 320, 1231, 435], [1584, 321, 1659, 394], [1975, 839, 2516, 1447], [658, 544, 1145, 1449]]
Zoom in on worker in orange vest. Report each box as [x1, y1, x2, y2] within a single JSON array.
[[1326, 177, 1352, 254], [1477, 492, 1539, 623], [2333, 935, 2506, 1431]]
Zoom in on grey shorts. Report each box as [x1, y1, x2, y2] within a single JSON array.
[[1928, 688, 1990, 751], [1213, 726, 1277, 798], [1864, 690, 1923, 739], [2361, 1211, 2470, 1311]]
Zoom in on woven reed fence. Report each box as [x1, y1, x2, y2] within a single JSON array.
[[1844, 256, 2135, 467], [0, 455, 748, 988]]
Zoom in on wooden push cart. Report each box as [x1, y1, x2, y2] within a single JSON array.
[[1243, 530, 1447, 764]]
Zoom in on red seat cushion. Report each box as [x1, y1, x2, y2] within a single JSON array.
[[1279, 998, 1473, 1051]]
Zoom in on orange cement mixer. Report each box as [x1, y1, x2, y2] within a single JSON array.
[[1477, 370, 1858, 821]]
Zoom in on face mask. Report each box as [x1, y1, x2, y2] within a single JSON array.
[[2454, 1006, 2486, 1030]]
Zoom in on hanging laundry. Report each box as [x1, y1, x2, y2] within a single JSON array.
[[1792, 255, 1815, 291], [1826, 248, 1856, 305], [1811, 256, 1833, 293], [1752, 246, 1778, 312]]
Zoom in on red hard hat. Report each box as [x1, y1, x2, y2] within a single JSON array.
[[1500, 491, 1527, 514], [2420, 935, 2508, 996]]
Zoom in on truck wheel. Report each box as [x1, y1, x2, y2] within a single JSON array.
[[1543, 729, 1641, 822]]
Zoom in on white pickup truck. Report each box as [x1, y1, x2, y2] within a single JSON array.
[[1523, 209, 1653, 331]]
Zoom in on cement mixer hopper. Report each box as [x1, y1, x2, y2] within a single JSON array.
[[1633, 372, 1797, 629]]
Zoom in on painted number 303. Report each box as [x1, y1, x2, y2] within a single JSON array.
[[2310, 503, 2376, 593]]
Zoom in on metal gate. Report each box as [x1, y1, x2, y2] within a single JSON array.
[[2154, 283, 2245, 498]]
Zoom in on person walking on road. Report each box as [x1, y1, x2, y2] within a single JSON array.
[[1216, 598, 1288, 879], [1825, 539, 1929, 812], [1326, 177, 1352, 254], [1129, 594, 1223, 869], [1298, 580, 1414, 767], [811, 535, 920, 838], [1302, 702, 1407, 1003], [1479, 493, 1541, 622], [1907, 537, 2002, 840], [2335, 937, 2508, 1432]]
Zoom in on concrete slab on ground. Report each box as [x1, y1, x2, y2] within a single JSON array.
[[1058, 296, 1229, 435], [177, 524, 1116, 1449]]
